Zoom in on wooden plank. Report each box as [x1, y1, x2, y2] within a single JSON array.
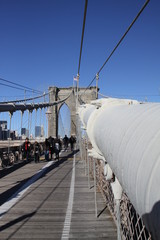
[[0, 151, 117, 239]]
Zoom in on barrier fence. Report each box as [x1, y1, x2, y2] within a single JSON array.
[[81, 138, 152, 240]]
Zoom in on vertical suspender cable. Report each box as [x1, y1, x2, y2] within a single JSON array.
[[35, 109, 37, 138], [20, 111, 23, 155], [28, 110, 30, 139], [8, 112, 12, 154], [30, 111, 32, 139], [40, 108, 42, 135], [43, 108, 45, 138], [45, 108, 48, 138]]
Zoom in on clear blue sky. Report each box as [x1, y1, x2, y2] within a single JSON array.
[[0, 0, 160, 103]]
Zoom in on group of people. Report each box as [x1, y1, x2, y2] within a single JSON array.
[[21, 134, 76, 163], [44, 136, 62, 161], [63, 135, 76, 151], [21, 138, 41, 163]]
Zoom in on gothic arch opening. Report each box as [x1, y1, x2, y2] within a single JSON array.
[[48, 86, 97, 137], [58, 103, 71, 138]]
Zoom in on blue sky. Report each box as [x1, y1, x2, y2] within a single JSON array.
[[0, 0, 160, 136], [0, 0, 160, 103]]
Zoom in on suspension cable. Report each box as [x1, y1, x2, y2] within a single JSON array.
[[0, 82, 34, 92], [81, 0, 150, 95], [98, 0, 150, 75], [77, 0, 88, 76], [0, 77, 43, 94], [0, 90, 51, 104], [58, 111, 65, 137]]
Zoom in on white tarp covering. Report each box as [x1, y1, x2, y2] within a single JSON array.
[[78, 98, 160, 239]]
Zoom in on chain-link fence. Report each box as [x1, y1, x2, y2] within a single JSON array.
[[81, 139, 152, 240]]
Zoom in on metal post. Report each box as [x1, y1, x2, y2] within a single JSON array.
[[86, 136, 91, 189], [93, 157, 97, 217], [96, 73, 99, 99], [84, 138, 87, 176], [75, 74, 80, 151], [116, 199, 121, 240]]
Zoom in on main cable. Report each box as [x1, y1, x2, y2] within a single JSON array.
[[0, 82, 31, 92], [77, 0, 88, 76], [83, 0, 150, 92]]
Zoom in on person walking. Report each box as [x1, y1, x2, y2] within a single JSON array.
[[48, 136, 54, 160], [54, 137, 61, 161], [34, 141, 40, 163], [22, 137, 31, 162], [44, 138, 50, 161], [63, 135, 69, 151], [69, 135, 76, 151]]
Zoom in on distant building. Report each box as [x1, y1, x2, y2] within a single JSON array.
[[0, 121, 8, 140], [35, 126, 42, 138], [0, 121, 7, 130], [21, 128, 29, 138]]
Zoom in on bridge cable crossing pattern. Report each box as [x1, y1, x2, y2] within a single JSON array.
[[80, 0, 150, 97]]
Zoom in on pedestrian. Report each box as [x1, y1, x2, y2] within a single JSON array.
[[69, 135, 76, 151], [22, 137, 31, 162], [54, 137, 61, 160], [44, 138, 50, 161], [63, 135, 69, 151], [34, 141, 40, 163], [48, 136, 54, 160]]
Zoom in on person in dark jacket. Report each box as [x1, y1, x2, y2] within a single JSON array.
[[69, 135, 76, 151], [22, 137, 31, 162], [48, 136, 54, 160], [44, 138, 50, 161], [34, 141, 40, 163], [63, 135, 69, 151]]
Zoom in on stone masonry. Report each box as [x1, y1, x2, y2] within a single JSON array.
[[48, 86, 98, 138]]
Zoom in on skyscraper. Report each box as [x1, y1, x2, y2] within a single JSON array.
[[35, 126, 41, 137]]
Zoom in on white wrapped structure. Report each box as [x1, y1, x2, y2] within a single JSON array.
[[78, 98, 160, 239]]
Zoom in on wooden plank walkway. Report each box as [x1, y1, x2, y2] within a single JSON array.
[[0, 150, 117, 239]]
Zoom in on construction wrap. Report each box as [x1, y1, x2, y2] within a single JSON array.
[[78, 98, 160, 239]]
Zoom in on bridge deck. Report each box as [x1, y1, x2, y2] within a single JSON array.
[[0, 150, 117, 239]]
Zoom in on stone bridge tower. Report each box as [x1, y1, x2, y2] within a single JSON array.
[[48, 86, 97, 138]]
